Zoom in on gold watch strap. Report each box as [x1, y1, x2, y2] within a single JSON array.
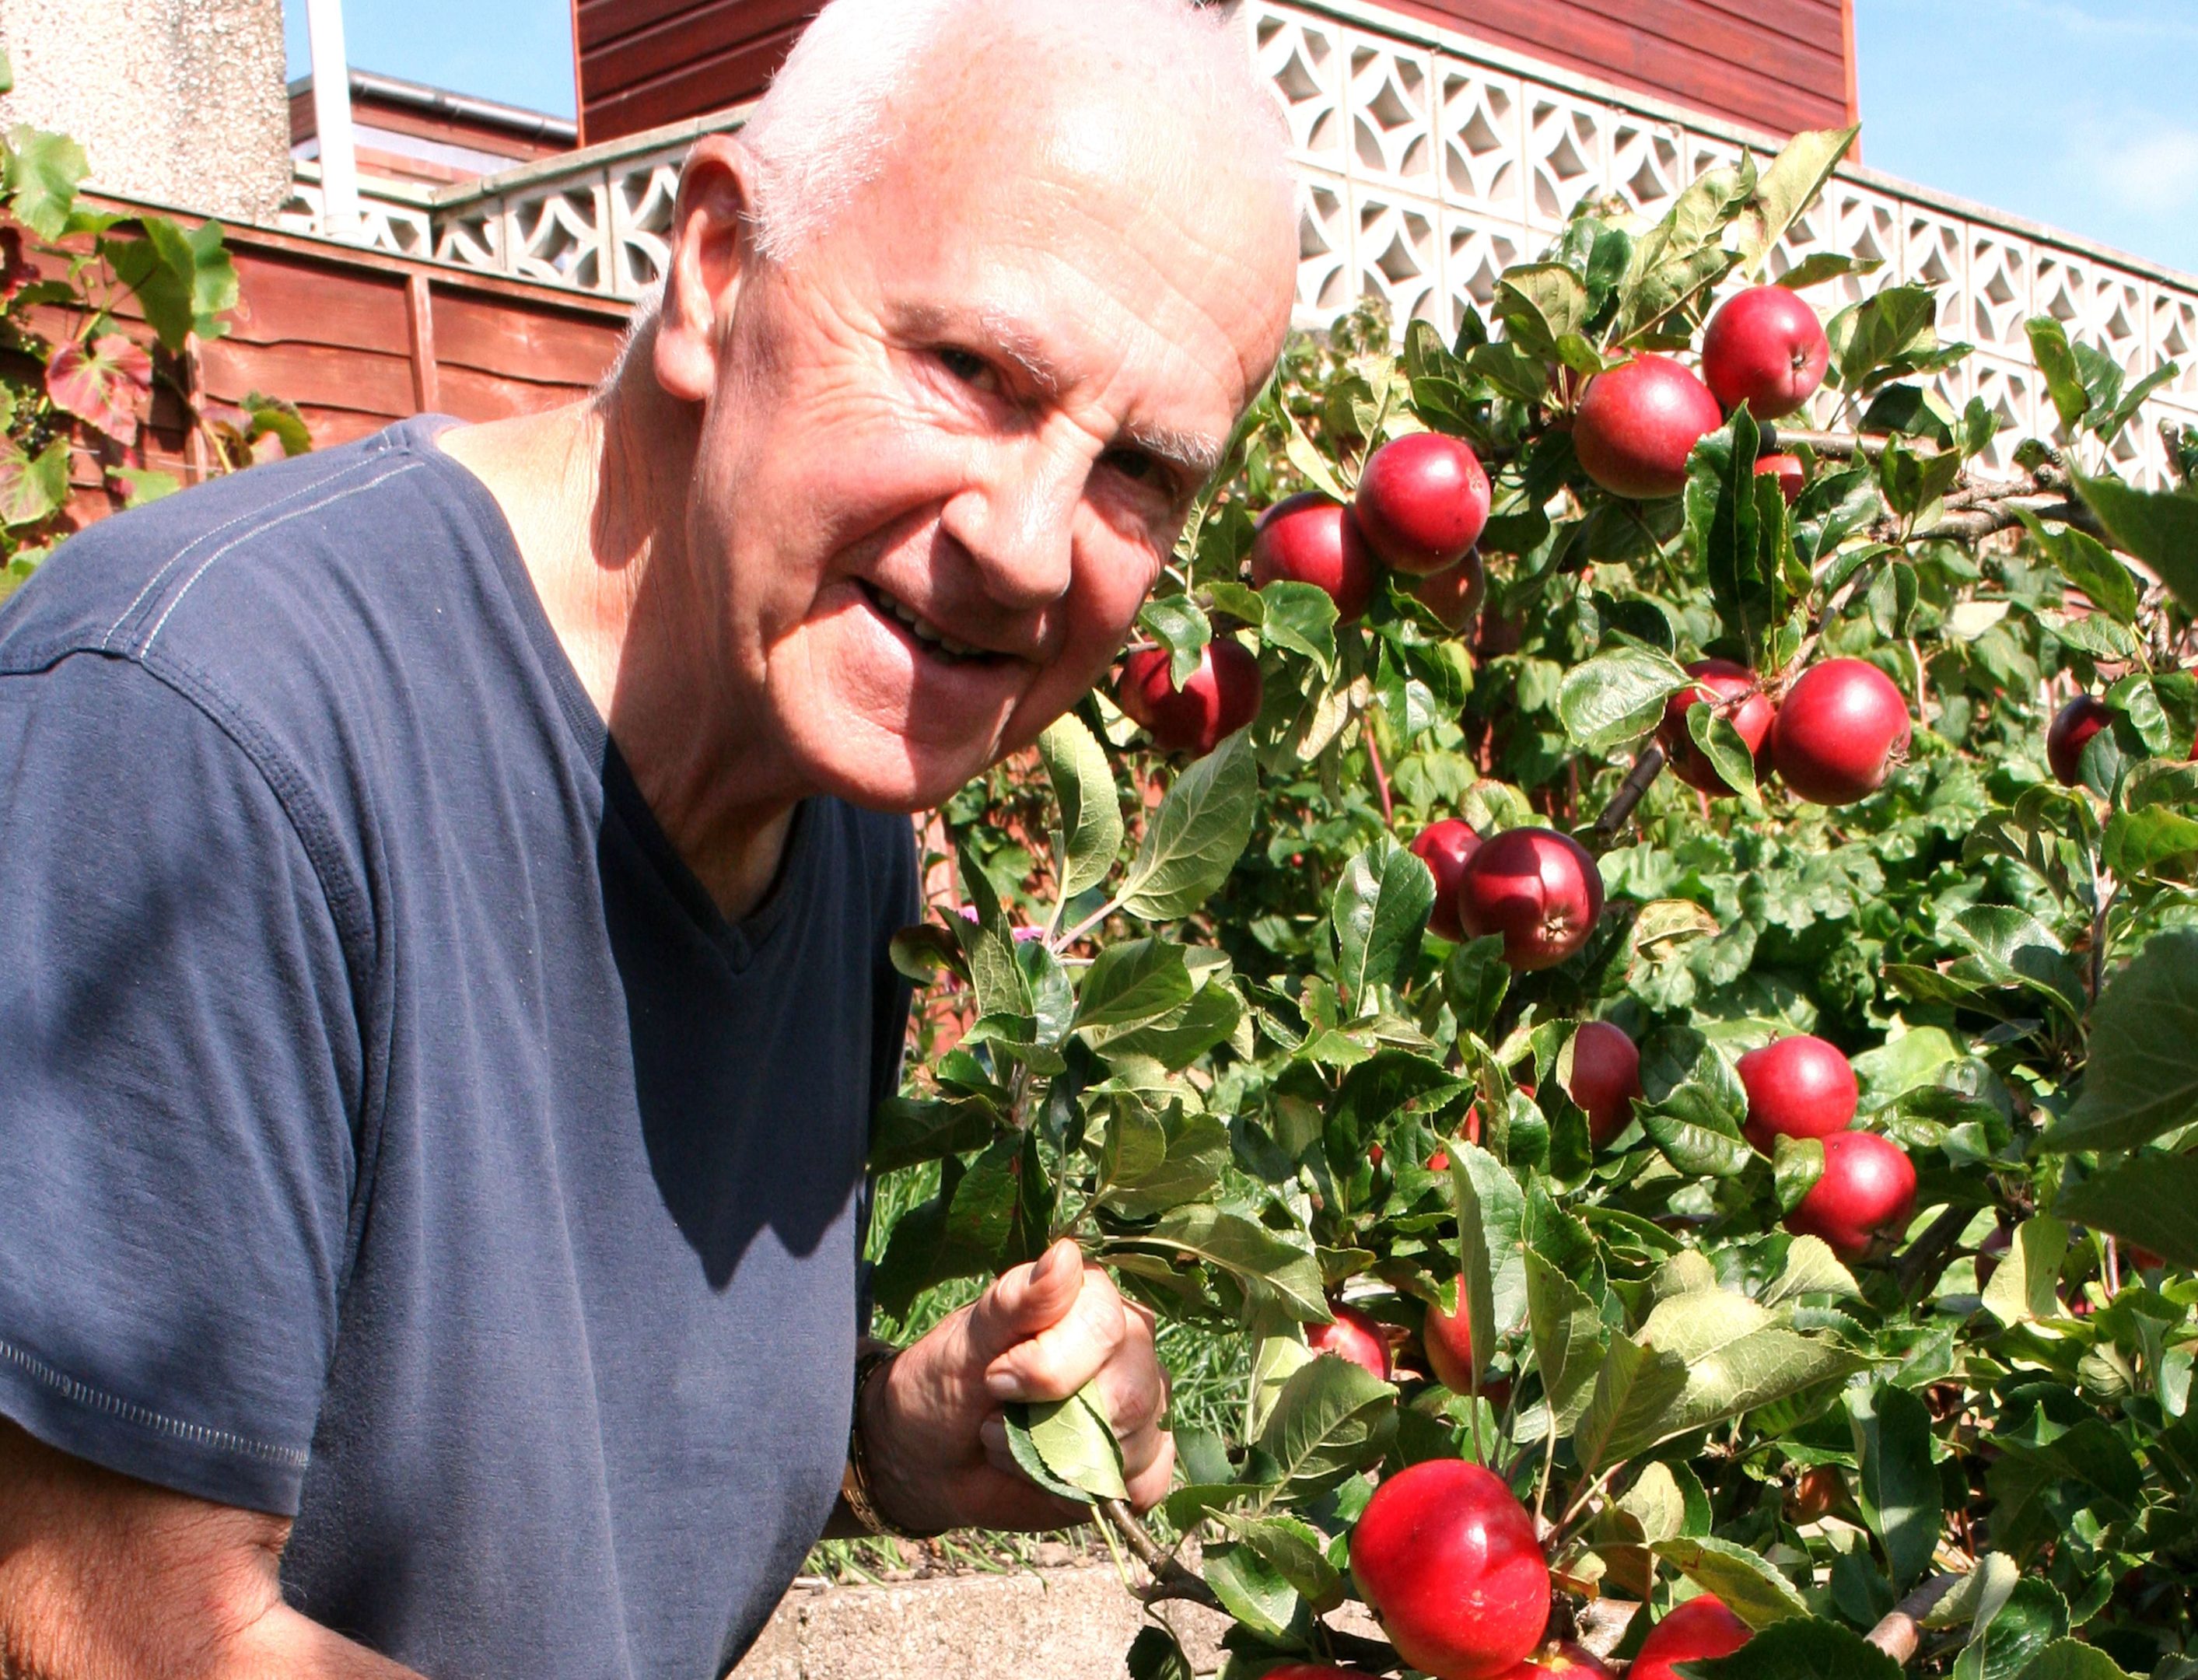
[[842, 1343, 947, 1539]]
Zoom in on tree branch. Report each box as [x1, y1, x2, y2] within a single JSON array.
[[1867, 1573, 1963, 1666], [1588, 745, 1667, 851], [1895, 1203, 1974, 1302]]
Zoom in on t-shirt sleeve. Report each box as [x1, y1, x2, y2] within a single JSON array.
[[0, 652, 362, 1515]]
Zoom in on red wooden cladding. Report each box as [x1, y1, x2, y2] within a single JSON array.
[[573, 0, 1855, 149], [39, 205, 631, 537]]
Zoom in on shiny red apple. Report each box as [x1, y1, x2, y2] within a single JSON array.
[[2046, 694, 2113, 787], [1422, 1296, 1475, 1394], [1567, 1020, 1642, 1148], [1784, 1130, 1918, 1262], [1116, 639, 1263, 758], [1495, 1642, 1616, 1680], [1410, 818, 1484, 941], [1703, 285, 1831, 420], [1350, 1460, 1551, 1680], [1251, 492, 1381, 624], [1755, 452, 1805, 505], [1353, 432, 1492, 576], [1308, 1300, 1391, 1379], [1414, 548, 1487, 632], [1454, 827, 1605, 971], [1737, 1034, 1858, 1153], [1770, 659, 1911, 805], [1573, 354, 1724, 500], [1629, 1595, 1753, 1680], [1658, 659, 1774, 795]]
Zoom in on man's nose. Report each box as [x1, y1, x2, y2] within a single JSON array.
[[940, 439, 1086, 612]]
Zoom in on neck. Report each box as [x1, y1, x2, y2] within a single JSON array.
[[438, 343, 801, 922]]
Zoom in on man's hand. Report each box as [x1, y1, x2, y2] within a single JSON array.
[[860, 1239, 1174, 1534]]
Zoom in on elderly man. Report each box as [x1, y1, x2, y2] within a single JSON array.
[[0, 0, 1295, 1674]]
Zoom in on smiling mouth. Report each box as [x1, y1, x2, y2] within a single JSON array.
[[856, 579, 1006, 666]]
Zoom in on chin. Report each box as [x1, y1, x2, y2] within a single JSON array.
[[778, 709, 1000, 814]]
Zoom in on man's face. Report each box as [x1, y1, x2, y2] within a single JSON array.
[[684, 94, 1295, 812]]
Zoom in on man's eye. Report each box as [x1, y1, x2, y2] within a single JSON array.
[[1101, 447, 1167, 490], [936, 347, 996, 389]]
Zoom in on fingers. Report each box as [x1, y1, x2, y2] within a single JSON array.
[[982, 1262, 1156, 1409], [961, 1238, 1085, 1367]]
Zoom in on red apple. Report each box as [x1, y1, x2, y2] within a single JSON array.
[[1737, 1034, 1858, 1153], [1567, 1020, 1642, 1148], [1411, 818, 1484, 941], [1414, 548, 1488, 632], [1769, 659, 1911, 805], [1455, 827, 1605, 971], [1573, 354, 1724, 500], [1702, 285, 1831, 420], [2046, 694, 2114, 787], [1784, 1131, 1918, 1262], [1116, 639, 1263, 758], [1350, 1460, 1551, 1680], [1755, 453, 1805, 505], [1309, 1300, 1392, 1379], [1354, 432, 1492, 576], [1423, 1296, 1475, 1394], [1790, 1465, 1843, 1523], [1251, 492, 1381, 624], [1263, 1668, 1381, 1680], [1427, 1149, 1452, 1173], [1630, 1595, 1753, 1680], [1496, 1643, 1616, 1680], [1658, 660, 1774, 795]]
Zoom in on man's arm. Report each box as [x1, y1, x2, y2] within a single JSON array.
[[0, 1422, 417, 1680]]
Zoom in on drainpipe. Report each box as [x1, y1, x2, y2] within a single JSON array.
[[305, 0, 363, 241]]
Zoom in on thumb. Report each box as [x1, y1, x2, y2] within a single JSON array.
[[964, 1238, 1084, 1364]]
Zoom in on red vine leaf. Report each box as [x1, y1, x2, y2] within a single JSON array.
[[47, 332, 152, 445]]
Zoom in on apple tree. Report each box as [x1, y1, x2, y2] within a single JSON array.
[[873, 123, 2198, 1680]]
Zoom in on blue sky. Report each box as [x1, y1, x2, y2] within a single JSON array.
[[287, 0, 2198, 278]]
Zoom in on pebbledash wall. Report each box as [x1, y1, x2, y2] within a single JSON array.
[[278, 0, 2198, 485]]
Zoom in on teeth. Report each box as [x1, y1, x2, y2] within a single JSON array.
[[868, 581, 985, 662]]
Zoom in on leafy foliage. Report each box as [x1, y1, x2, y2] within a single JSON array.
[[878, 126, 2198, 1680]]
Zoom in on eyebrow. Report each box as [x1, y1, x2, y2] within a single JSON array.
[[895, 302, 1227, 482]]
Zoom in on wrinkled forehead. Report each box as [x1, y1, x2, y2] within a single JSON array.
[[821, 79, 1295, 432]]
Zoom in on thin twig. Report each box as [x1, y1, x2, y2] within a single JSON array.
[[1364, 724, 1395, 828], [1895, 1204, 1973, 1302], [1097, 1500, 1222, 1611], [1588, 744, 1668, 851]]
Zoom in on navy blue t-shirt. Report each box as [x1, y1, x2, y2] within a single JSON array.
[[0, 418, 919, 1678]]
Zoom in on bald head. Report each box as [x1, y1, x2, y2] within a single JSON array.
[[740, 0, 1292, 264]]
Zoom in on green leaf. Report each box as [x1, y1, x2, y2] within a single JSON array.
[[1449, 1142, 1527, 1374], [2102, 807, 2198, 877], [1496, 262, 1591, 359], [1773, 1133, 1826, 1213], [1038, 713, 1123, 900], [0, 437, 69, 529], [1103, 980, 1243, 1071], [5, 126, 86, 240], [2073, 472, 2198, 614], [1738, 125, 1860, 275], [106, 216, 236, 352], [1524, 1248, 1608, 1430], [1633, 1287, 1865, 1448], [1651, 1535, 1811, 1627], [1638, 1031, 1753, 1178], [1827, 285, 1944, 394], [0, 47, 15, 96], [1220, 1512, 1346, 1612], [955, 843, 1031, 1025], [1258, 579, 1339, 677], [1762, 1235, 1861, 1306], [1980, 1216, 2070, 1325], [1255, 1352, 1398, 1496], [1281, 405, 1349, 502], [2013, 508, 2140, 624], [1203, 1542, 1311, 1647], [2054, 1153, 2198, 1270], [1120, 1205, 1327, 1323], [1017, 1377, 1128, 1501], [2089, 362, 2177, 446], [1332, 837, 1435, 1010], [1958, 1580, 2069, 1680], [1140, 594, 1213, 688], [1097, 1101, 1227, 1219], [870, 1097, 996, 1173], [1777, 252, 1885, 292], [1573, 1330, 1689, 1472], [1557, 643, 1691, 752], [1687, 701, 1759, 798], [2014, 1643, 2135, 1680], [1076, 939, 1195, 1030], [2027, 317, 2090, 433], [1689, 1615, 1903, 1680], [2044, 933, 2198, 1150], [1120, 730, 1258, 919], [1126, 1626, 1194, 1680], [1848, 1382, 1940, 1589]]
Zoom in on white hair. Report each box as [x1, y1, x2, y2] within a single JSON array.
[[737, 0, 1289, 262]]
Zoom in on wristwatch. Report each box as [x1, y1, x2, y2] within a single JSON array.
[[840, 1342, 947, 1538]]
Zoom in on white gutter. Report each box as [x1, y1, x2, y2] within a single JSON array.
[[304, 0, 363, 240]]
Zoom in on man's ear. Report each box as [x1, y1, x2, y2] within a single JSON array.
[[654, 135, 761, 404]]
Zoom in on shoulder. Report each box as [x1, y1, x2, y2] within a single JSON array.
[[812, 800, 922, 931]]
